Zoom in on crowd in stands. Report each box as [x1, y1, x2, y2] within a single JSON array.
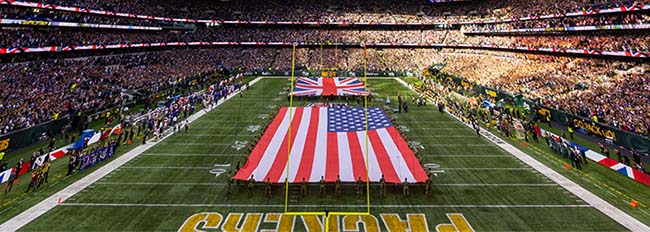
[[464, 34, 650, 52], [463, 12, 650, 32], [0, 6, 162, 26], [439, 49, 649, 136], [0, 49, 222, 135], [27, 0, 647, 24], [2, 26, 649, 55], [0, 1, 648, 145]]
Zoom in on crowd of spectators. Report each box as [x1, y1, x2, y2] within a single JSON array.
[[1, 1, 648, 140], [0, 6, 162, 27], [438, 49, 649, 136], [0, 49, 223, 135], [2, 26, 648, 54], [28, 0, 646, 24], [463, 12, 650, 32]]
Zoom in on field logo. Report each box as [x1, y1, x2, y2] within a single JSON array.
[[179, 212, 475, 232], [231, 141, 248, 150], [209, 164, 231, 177], [246, 125, 261, 132], [424, 163, 445, 176], [0, 138, 9, 152]]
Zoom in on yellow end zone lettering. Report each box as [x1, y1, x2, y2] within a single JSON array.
[[179, 212, 474, 232]]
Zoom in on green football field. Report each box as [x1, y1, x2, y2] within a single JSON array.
[[18, 78, 626, 231]]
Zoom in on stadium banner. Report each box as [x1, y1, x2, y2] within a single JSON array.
[[178, 212, 475, 232], [541, 129, 650, 186], [79, 144, 116, 171], [1, 0, 647, 26], [233, 69, 408, 77], [0, 41, 648, 59], [539, 106, 650, 153], [0, 115, 72, 153], [0, 18, 162, 30], [464, 23, 650, 34]]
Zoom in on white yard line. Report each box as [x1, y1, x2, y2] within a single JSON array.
[[93, 182, 557, 187], [425, 144, 496, 147], [423, 155, 512, 158], [443, 168, 531, 171], [412, 135, 483, 138], [121, 166, 214, 169], [174, 134, 251, 137], [141, 153, 243, 157], [59, 202, 592, 208], [394, 77, 650, 231], [0, 77, 264, 232], [157, 142, 233, 146]]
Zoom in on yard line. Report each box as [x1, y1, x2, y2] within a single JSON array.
[[93, 182, 556, 187], [158, 142, 232, 146], [425, 144, 496, 147], [422, 155, 512, 158], [141, 153, 242, 157], [443, 168, 532, 171], [409, 127, 466, 130], [174, 134, 251, 137], [121, 166, 213, 169], [0, 77, 265, 232], [59, 202, 592, 208], [410, 135, 482, 138], [434, 183, 557, 187], [96, 182, 224, 186]]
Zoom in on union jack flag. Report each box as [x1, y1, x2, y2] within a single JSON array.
[[292, 77, 368, 97]]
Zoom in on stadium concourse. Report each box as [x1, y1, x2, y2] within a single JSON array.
[[0, 0, 649, 231]]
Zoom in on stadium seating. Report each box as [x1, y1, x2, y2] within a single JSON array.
[[0, 0, 648, 140]]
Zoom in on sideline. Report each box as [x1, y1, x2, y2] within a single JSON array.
[[394, 77, 650, 231], [0, 77, 263, 231]]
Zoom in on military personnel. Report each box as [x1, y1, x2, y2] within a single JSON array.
[[225, 171, 232, 194], [425, 176, 432, 196], [335, 175, 341, 197], [248, 175, 255, 197], [265, 178, 272, 198], [319, 176, 326, 196], [379, 175, 386, 197], [356, 176, 363, 196], [402, 178, 409, 196], [300, 177, 308, 197]]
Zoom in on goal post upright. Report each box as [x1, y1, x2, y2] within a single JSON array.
[[283, 42, 372, 231]]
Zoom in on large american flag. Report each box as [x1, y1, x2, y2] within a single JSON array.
[[291, 77, 368, 97], [233, 107, 428, 183]]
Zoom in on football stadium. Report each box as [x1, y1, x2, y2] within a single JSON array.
[[0, 1, 649, 231]]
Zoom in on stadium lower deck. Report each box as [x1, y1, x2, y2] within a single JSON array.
[[17, 78, 626, 231]]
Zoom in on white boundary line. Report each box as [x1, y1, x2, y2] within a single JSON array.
[[0, 77, 264, 231], [394, 77, 650, 231], [59, 202, 592, 208]]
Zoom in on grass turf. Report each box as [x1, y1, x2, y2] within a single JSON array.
[[15, 78, 627, 231]]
